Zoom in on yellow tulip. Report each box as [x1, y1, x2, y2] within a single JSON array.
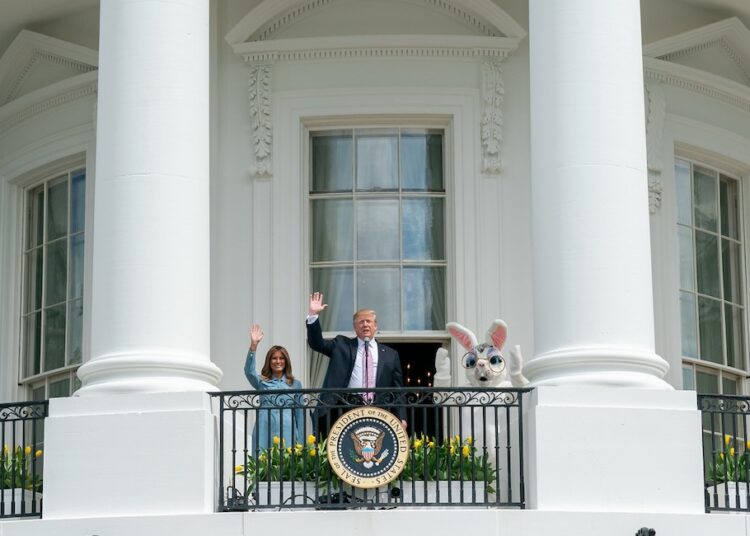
[[462, 445, 471, 458], [307, 434, 316, 446], [466, 436, 473, 445], [731, 447, 736, 456], [450, 445, 456, 455], [295, 443, 303, 454], [309, 448, 317, 457], [720, 452, 725, 459], [725, 434, 732, 446], [24, 446, 31, 456], [235, 465, 244, 473], [286, 447, 292, 455], [35, 450, 42, 458], [273, 436, 281, 445], [414, 439, 423, 449], [259, 453, 267, 463], [427, 441, 435, 449]]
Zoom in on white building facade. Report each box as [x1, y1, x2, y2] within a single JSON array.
[[1, 0, 750, 534]]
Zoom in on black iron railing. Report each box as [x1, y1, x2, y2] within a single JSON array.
[[698, 394, 750, 512], [212, 387, 530, 510], [0, 400, 47, 519]]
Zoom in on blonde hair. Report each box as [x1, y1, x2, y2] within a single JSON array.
[[353, 309, 377, 322]]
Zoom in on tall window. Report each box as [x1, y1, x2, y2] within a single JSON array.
[[309, 127, 446, 333], [21, 167, 86, 399], [676, 158, 746, 394]]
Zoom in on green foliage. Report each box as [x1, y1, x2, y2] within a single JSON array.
[[236, 435, 339, 493], [709, 435, 750, 484], [236, 433, 498, 495], [401, 434, 497, 493], [1, 445, 43, 491]]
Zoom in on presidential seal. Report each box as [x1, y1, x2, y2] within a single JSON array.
[[327, 406, 409, 489]]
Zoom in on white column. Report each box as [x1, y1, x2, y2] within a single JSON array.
[[76, 0, 221, 394], [526, 0, 669, 388]]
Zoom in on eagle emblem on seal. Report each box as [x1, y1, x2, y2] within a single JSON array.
[[351, 426, 390, 468]]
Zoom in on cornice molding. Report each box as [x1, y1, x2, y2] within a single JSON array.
[[225, 0, 526, 46], [644, 17, 750, 86], [643, 56, 750, 113], [0, 30, 98, 106], [233, 35, 521, 63], [0, 71, 98, 133]]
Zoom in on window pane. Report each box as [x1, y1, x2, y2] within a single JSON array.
[[675, 159, 692, 226], [404, 267, 445, 330], [71, 169, 86, 233], [47, 177, 68, 240], [720, 176, 739, 239], [698, 297, 723, 364], [696, 370, 719, 394], [311, 199, 353, 262], [695, 231, 720, 298], [678, 225, 694, 291], [69, 234, 85, 299], [31, 386, 45, 401], [401, 131, 443, 191], [357, 268, 400, 331], [680, 291, 698, 358], [25, 247, 43, 313], [402, 198, 445, 260], [25, 312, 42, 377], [723, 377, 738, 395], [356, 131, 398, 191], [693, 166, 717, 231], [45, 239, 68, 305], [725, 304, 744, 370], [48, 378, 70, 398], [44, 304, 66, 371], [357, 199, 399, 260], [67, 298, 83, 365], [312, 267, 353, 332], [27, 186, 44, 248], [682, 365, 695, 390], [311, 132, 353, 193], [722, 239, 742, 304]]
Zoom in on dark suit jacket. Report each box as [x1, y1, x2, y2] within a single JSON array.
[[306, 319, 405, 419]]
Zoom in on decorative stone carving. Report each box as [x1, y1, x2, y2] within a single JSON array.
[[645, 81, 666, 213], [481, 59, 504, 175], [248, 63, 273, 178]]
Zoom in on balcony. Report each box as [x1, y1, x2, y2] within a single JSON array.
[[699, 394, 750, 513], [0, 401, 46, 519], [212, 386, 530, 510]]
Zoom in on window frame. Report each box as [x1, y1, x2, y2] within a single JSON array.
[[303, 117, 455, 344], [16, 159, 90, 399], [677, 155, 750, 394]]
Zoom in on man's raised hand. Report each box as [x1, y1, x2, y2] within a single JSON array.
[[309, 291, 328, 316]]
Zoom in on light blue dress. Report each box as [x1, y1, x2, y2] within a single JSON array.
[[244, 350, 305, 451]]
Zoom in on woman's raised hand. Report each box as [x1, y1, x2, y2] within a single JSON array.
[[249, 324, 264, 351]]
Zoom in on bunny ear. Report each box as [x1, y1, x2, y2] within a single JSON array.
[[447, 322, 478, 351], [487, 319, 508, 350]]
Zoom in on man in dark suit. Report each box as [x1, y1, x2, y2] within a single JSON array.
[[306, 291, 406, 437]]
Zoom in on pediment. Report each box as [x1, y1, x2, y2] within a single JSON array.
[[226, 0, 525, 62], [0, 30, 98, 106], [644, 17, 750, 87]]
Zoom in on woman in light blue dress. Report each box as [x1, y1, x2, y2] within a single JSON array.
[[244, 324, 305, 451]]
